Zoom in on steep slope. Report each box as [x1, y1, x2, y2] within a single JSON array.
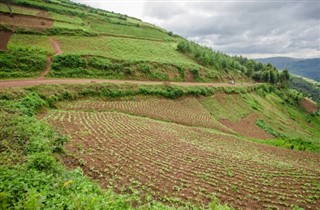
[[1, 0, 320, 209], [0, 0, 288, 85]]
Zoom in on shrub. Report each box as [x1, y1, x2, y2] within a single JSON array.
[[27, 153, 59, 173], [88, 57, 112, 70], [52, 55, 87, 70], [190, 67, 200, 79]]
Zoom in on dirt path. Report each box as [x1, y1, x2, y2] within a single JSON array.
[[38, 37, 63, 79], [0, 79, 256, 89], [0, 31, 13, 51]]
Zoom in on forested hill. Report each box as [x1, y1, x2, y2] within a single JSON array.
[[256, 57, 320, 82]]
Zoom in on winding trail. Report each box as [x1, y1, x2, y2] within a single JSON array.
[[0, 79, 256, 89], [38, 37, 63, 79]]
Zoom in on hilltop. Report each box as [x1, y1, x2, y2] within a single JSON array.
[[0, 0, 320, 209]]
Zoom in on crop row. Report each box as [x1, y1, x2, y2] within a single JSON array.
[[58, 97, 231, 133], [43, 109, 320, 209]]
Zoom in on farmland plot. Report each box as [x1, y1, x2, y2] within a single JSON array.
[[58, 97, 231, 133], [42, 107, 320, 209]]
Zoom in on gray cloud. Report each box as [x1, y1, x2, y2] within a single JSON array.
[[142, 1, 320, 58]]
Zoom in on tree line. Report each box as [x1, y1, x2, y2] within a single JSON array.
[[177, 40, 290, 85]]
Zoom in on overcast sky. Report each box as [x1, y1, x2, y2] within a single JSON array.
[[72, 0, 320, 59]]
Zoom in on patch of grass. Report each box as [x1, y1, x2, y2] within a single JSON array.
[[49, 55, 194, 81], [253, 138, 320, 152], [0, 3, 39, 16], [256, 119, 283, 137], [49, 11, 84, 25], [8, 34, 54, 55], [200, 93, 252, 121], [89, 17, 172, 40], [55, 36, 196, 66], [0, 47, 47, 79]]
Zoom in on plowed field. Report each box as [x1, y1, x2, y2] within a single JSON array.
[[42, 100, 320, 209], [58, 97, 232, 134]]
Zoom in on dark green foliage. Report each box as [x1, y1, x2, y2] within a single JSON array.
[[50, 55, 194, 81], [289, 76, 320, 104], [27, 152, 58, 173], [190, 67, 200, 79], [88, 57, 113, 70], [256, 120, 283, 137], [254, 137, 320, 152], [255, 57, 320, 81], [0, 47, 47, 79], [52, 54, 87, 70]]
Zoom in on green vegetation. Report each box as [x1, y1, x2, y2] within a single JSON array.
[[54, 36, 193, 65], [50, 55, 198, 81], [1, 0, 320, 208], [0, 84, 236, 209], [8, 34, 54, 54], [290, 75, 320, 104], [0, 47, 47, 79], [177, 40, 290, 85]]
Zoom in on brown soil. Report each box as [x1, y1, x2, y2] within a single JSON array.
[[58, 97, 233, 134], [0, 13, 53, 29], [37, 10, 50, 18], [185, 70, 192, 81], [299, 98, 318, 113], [42, 109, 320, 209], [0, 79, 256, 89], [0, 31, 13, 51], [38, 37, 63, 79], [220, 113, 274, 139]]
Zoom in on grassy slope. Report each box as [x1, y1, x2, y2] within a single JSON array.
[[0, 0, 234, 81]]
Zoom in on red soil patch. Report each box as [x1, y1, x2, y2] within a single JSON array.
[[0, 31, 13, 51], [185, 70, 192, 81], [299, 98, 318, 113], [0, 13, 53, 29], [220, 113, 274, 139]]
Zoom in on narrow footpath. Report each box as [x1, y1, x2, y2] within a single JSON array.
[[38, 37, 63, 79]]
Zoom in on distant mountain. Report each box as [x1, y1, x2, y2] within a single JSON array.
[[255, 57, 320, 81]]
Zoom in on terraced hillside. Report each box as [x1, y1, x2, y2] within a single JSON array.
[[0, 0, 288, 85], [1, 0, 320, 209], [0, 0, 222, 81]]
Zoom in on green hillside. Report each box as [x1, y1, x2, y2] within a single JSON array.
[[1, 0, 289, 84], [0, 0, 320, 209]]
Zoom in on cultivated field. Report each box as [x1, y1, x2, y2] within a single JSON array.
[[42, 97, 320, 209], [54, 36, 196, 66], [58, 97, 231, 133]]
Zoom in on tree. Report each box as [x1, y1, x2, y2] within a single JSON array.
[[279, 69, 290, 83], [0, 0, 13, 17]]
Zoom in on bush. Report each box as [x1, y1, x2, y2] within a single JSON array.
[[27, 153, 59, 173], [52, 55, 87, 70], [0, 48, 47, 79], [88, 57, 112, 70]]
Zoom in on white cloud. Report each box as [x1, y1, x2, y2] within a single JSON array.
[[71, 0, 320, 58]]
